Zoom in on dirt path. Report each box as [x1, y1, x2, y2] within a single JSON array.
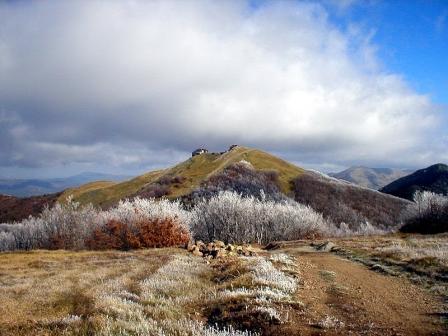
[[278, 246, 445, 335]]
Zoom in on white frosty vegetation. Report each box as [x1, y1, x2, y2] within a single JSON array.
[[93, 255, 257, 336], [405, 191, 448, 220], [0, 189, 394, 252], [0, 197, 191, 251], [400, 191, 448, 233], [214, 254, 299, 324], [191, 191, 330, 244]]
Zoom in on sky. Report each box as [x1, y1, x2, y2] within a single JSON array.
[[0, 0, 447, 178]]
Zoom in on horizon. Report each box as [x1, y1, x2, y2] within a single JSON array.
[[0, 144, 439, 180], [0, 0, 447, 179]]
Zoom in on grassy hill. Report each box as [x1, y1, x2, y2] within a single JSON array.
[[60, 146, 305, 208]]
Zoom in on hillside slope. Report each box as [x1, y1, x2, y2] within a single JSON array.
[[331, 166, 413, 190], [294, 171, 411, 228], [62, 146, 305, 208], [0, 193, 60, 223], [380, 163, 448, 200]]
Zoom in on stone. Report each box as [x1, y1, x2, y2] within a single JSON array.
[[192, 246, 203, 257], [211, 249, 226, 259], [214, 240, 226, 248], [226, 244, 235, 252], [187, 243, 196, 252], [316, 241, 336, 252]]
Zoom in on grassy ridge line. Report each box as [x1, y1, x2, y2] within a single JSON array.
[[58, 181, 117, 202], [60, 170, 165, 207], [62, 146, 305, 207]]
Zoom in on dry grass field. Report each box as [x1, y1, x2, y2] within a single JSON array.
[[0, 235, 446, 336]]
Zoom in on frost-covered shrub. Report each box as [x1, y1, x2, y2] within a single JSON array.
[[39, 199, 105, 249], [191, 191, 331, 244], [334, 221, 388, 236], [0, 231, 15, 251], [105, 197, 191, 232], [400, 191, 448, 234], [0, 197, 192, 252], [0, 199, 103, 251]]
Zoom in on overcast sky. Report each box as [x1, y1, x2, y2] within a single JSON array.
[[0, 0, 447, 178]]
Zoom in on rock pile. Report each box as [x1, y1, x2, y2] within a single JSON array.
[[186, 240, 257, 259]]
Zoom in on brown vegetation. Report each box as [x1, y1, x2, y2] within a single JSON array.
[[88, 218, 190, 250], [293, 172, 410, 229], [0, 193, 60, 223]]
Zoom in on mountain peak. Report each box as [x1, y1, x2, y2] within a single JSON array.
[[330, 166, 412, 190], [381, 163, 448, 200]]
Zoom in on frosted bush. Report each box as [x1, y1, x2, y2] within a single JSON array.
[[0, 199, 103, 251], [0, 196, 193, 251], [335, 221, 388, 237], [0, 230, 17, 251], [106, 197, 192, 231], [401, 191, 448, 233], [191, 191, 331, 244]]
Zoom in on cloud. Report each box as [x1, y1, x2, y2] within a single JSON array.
[[0, 0, 445, 176]]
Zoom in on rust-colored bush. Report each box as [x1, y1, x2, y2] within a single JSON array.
[[137, 218, 190, 248], [88, 218, 190, 250], [87, 220, 141, 251]]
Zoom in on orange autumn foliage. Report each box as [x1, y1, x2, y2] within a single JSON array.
[[88, 218, 190, 250]]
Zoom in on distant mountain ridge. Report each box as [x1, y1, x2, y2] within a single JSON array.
[[0, 172, 130, 197], [330, 166, 413, 190], [380, 163, 448, 200]]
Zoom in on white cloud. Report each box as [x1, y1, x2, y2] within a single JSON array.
[[0, 0, 444, 176]]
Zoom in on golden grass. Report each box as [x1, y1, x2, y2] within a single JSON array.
[[0, 247, 301, 335], [0, 249, 182, 335], [64, 170, 165, 207], [58, 181, 118, 203], [63, 146, 305, 207]]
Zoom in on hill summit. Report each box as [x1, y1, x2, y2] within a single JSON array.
[[380, 163, 448, 200], [61, 146, 304, 208]]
